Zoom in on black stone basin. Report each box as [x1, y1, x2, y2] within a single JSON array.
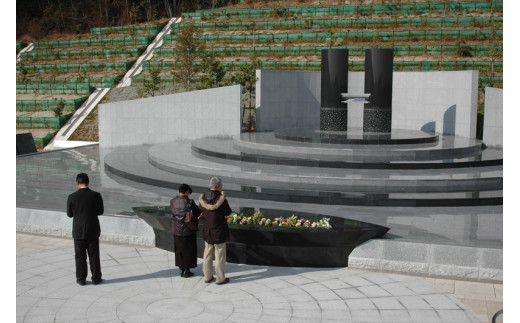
[[133, 206, 389, 267]]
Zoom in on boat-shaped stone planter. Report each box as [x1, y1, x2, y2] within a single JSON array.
[[133, 206, 389, 267]]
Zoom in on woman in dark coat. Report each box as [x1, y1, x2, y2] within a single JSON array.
[[170, 184, 201, 278]]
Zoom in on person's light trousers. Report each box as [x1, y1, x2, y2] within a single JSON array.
[[203, 241, 226, 283]]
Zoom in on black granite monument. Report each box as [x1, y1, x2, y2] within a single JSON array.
[[320, 49, 349, 131], [363, 48, 394, 133], [319, 48, 394, 134]]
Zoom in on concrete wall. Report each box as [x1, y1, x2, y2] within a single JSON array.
[[99, 85, 242, 148], [256, 70, 479, 138], [392, 70, 478, 138], [483, 87, 503, 147], [255, 70, 321, 131]]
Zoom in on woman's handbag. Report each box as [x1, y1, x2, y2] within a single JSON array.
[[184, 207, 199, 231]]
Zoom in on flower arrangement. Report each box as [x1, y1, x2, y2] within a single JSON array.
[[226, 210, 332, 229]]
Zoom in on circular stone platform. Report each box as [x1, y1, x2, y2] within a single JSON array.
[[274, 127, 439, 145]]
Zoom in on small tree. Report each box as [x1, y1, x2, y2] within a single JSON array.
[[456, 41, 473, 57], [54, 99, 65, 117], [19, 62, 29, 86], [197, 51, 226, 90], [77, 65, 87, 83], [138, 67, 161, 97], [175, 23, 205, 91], [235, 60, 261, 131]]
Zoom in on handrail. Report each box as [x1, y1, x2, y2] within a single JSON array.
[[491, 309, 503, 323]]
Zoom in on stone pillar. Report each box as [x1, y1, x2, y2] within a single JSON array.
[[320, 49, 349, 131], [363, 48, 393, 133]]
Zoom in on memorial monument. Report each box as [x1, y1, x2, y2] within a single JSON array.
[[320, 48, 349, 131], [98, 46, 501, 277], [320, 48, 393, 133]]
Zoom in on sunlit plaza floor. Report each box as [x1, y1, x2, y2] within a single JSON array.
[[15, 144, 504, 322], [17, 232, 502, 323]]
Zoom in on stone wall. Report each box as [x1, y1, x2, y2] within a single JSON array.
[[483, 87, 503, 147], [392, 70, 478, 138], [99, 85, 242, 148], [255, 70, 321, 131], [256, 70, 480, 139]]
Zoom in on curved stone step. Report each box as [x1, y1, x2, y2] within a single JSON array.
[[104, 144, 502, 206], [274, 127, 439, 145], [233, 132, 491, 162], [148, 141, 503, 194], [193, 136, 502, 170]]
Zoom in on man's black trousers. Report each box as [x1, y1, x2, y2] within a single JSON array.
[[74, 238, 102, 282]]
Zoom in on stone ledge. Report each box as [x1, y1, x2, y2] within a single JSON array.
[[17, 207, 502, 282], [349, 239, 503, 283], [16, 208, 155, 247]]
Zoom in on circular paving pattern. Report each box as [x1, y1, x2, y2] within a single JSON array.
[[17, 242, 479, 322]]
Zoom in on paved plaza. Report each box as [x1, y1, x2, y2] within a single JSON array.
[[17, 233, 502, 323], [15, 144, 504, 322]]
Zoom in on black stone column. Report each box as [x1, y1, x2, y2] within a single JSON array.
[[320, 49, 349, 131], [363, 48, 393, 133]]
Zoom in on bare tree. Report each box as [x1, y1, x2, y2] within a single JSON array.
[[104, 0, 109, 24], [164, 0, 173, 17], [175, 23, 205, 91]]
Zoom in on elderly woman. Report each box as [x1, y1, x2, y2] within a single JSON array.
[[170, 183, 201, 278]]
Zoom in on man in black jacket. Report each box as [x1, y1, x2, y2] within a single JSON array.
[[199, 177, 232, 285], [67, 173, 104, 286]]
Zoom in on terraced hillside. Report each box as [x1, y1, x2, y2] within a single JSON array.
[[134, 0, 502, 90], [16, 22, 167, 148], [16, 0, 503, 149]]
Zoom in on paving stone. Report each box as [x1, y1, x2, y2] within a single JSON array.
[[345, 298, 377, 310], [371, 296, 405, 310], [15, 233, 491, 323], [437, 309, 476, 322], [350, 309, 382, 322], [340, 275, 373, 287], [379, 309, 413, 322], [396, 295, 433, 310], [422, 294, 462, 310], [334, 287, 366, 299], [408, 309, 442, 323], [320, 309, 352, 321], [317, 299, 349, 310], [321, 278, 351, 290], [358, 285, 392, 297], [380, 282, 416, 296]]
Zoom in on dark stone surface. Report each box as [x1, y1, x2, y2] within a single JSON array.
[[15, 145, 503, 249], [363, 109, 393, 134], [133, 206, 390, 267], [16, 133, 37, 155], [364, 48, 394, 133], [320, 49, 349, 131], [320, 108, 349, 132], [101, 142, 502, 207], [234, 132, 499, 163], [274, 127, 438, 145]]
